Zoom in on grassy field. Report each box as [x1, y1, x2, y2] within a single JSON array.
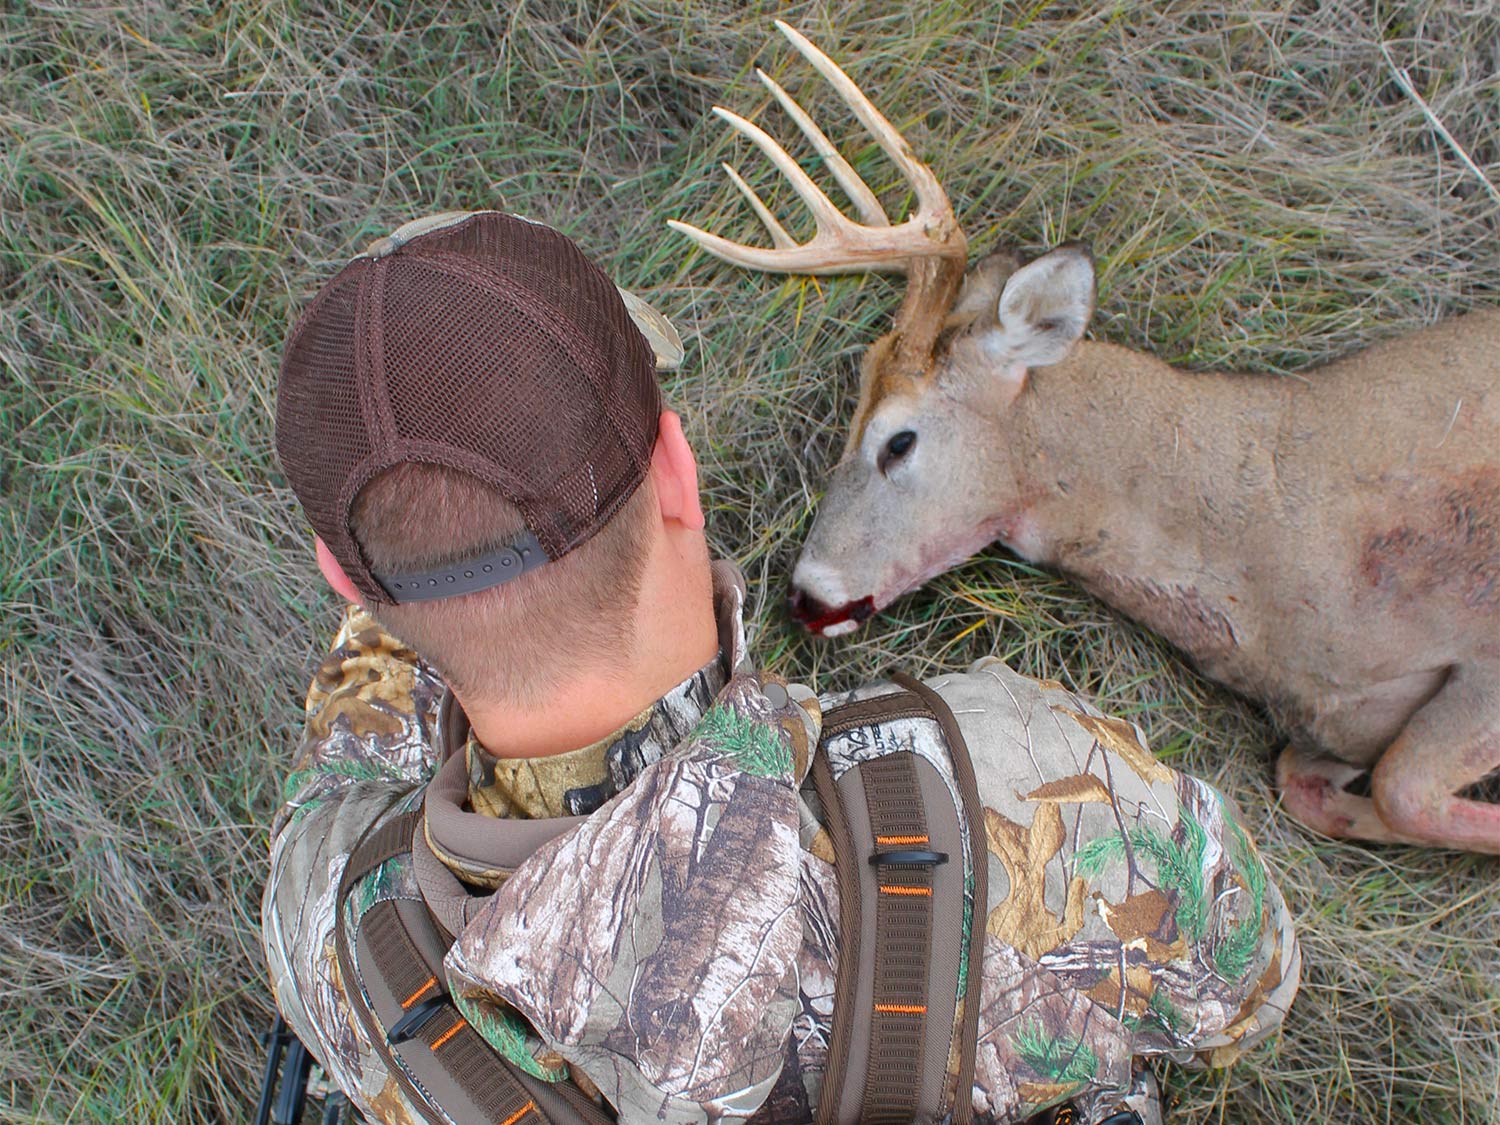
[[2, 2, 1498, 1122]]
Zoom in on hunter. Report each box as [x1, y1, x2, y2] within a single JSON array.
[[262, 210, 1299, 1125]]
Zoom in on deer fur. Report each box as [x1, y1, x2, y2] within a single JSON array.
[[791, 244, 1500, 853], [668, 23, 1500, 853]]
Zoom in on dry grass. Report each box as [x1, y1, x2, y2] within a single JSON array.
[[2, 2, 1497, 1122]]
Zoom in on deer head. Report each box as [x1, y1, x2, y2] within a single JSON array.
[[672, 23, 1097, 636]]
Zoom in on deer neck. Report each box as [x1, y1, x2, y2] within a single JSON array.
[[998, 338, 1289, 579]]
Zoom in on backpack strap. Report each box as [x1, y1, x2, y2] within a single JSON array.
[[334, 809, 613, 1125], [812, 678, 989, 1125], [895, 671, 990, 1122]]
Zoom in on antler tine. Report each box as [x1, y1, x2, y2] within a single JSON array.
[[721, 162, 796, 249], [668, 23, 965, 280], [664, 217, 906, 275], [711, 106, 851, 237], [755, 68, 888, 228], [772, 20, 955, 236]]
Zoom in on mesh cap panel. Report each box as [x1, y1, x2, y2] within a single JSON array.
[[276, 212, 661, 603]]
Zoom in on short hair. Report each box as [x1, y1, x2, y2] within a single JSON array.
[[349, 461, 657, 709]]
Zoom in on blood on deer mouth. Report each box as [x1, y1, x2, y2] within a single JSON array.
[[788, 589, 877, 636]]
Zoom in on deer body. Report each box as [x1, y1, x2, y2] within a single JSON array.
[[673, 23, 1500, 852], [981, 321, 1500, 765]]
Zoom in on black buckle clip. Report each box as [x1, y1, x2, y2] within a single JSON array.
[[868, 849, 948, 866], [387, 994, 450, 1046]]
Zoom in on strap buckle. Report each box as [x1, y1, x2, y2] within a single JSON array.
[[868, 848, 948, 866], [386, 994, 450, 1046]]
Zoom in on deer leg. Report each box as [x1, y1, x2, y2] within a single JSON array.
[[1370, 664, 1500, 854], [1276, 745, 1420, 845]]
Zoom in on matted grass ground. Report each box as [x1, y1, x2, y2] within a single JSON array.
[[2, 2, 1497, 1122]]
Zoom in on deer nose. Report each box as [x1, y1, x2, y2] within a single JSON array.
[[788, 587, 829, 628], [788, 586, 877, 634]]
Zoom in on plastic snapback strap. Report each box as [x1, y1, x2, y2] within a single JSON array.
[[372, 532, 547, 603]]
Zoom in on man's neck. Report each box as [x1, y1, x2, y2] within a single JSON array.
[[460, 531, 719, 760], [462, 665, 692, 759]]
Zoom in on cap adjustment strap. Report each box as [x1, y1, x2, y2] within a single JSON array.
[[372, 532, 547, 604]]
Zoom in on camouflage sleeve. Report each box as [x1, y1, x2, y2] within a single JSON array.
[[931, 657, 1300, 1124], [261, 605, 446, 1119], [270, 606, 444, 840], [444, 673, 823, 1125]]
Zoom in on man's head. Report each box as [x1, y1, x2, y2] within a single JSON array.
[[276, 211, 710, 710]]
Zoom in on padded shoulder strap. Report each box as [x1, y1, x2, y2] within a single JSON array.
[[334, 809, 613, 1125], [812, 681, 988, 1125], [894, 672, 989, 1119]]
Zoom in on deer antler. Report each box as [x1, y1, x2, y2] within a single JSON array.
[[669, 23, 969, 375], [668, 21, 967, 276]]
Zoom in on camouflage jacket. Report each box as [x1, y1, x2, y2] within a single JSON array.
[[262, 563, 1298, 1124]]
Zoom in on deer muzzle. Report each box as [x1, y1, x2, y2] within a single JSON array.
[[787, 587, 877, 637]]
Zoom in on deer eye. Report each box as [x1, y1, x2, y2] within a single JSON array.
[[878, 429, 917, 473]]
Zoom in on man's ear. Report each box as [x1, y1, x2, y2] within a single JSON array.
[[985, 242, 1095, 369], [648, 410, 705, 531], [315, 536, 365, 605]]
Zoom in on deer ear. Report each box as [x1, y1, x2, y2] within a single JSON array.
[[945, 247, 1023, 333], [989, 242, 1095, 368]]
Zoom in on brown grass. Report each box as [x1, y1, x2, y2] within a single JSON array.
[[2, 2, 1497, 1121]]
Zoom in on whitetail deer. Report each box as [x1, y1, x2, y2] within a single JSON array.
[[671, 23, 1500, 854]]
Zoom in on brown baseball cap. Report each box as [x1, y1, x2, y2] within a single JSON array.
[[276, 210, 683, 605]]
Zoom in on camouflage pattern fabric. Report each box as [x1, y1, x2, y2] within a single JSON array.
[[261, 563, 1297, 1125], [262, 612, 449, 1122], [446, 668, 824, 1121], [925, 663, 1297, 1120], [261, 604, 735, 1120]]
